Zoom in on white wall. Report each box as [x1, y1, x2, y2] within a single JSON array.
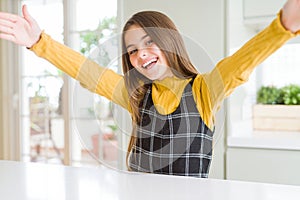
[[119, 0, 225, 64]]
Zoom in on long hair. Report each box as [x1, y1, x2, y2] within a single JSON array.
[[121, 11, 199, 169]]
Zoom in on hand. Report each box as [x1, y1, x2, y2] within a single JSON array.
[[0, 5, 42, 48], [281, 0, 300, 33]]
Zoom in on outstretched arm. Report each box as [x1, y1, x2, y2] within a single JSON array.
[[0, 4, 130, 110], [0, 5, 41, 47], [195, 0, 300, 126]]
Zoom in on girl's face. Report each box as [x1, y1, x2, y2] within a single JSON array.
[[124, 25, 173, 81]]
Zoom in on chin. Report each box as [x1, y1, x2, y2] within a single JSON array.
[[146, 74, 163, 81], [145, 76, 156, 81]]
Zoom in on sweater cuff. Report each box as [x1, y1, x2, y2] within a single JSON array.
[[29, 30, 48, 56]]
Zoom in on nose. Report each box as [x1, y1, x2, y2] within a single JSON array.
[[138, 48, 147, 58]]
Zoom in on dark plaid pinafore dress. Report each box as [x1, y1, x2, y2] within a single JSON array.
[[128, 79, 214, 178]]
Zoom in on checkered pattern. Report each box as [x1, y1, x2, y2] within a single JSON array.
[[129, 80, 214, 178]]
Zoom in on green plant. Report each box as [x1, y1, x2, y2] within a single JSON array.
[[80, 16, 117, 56], [281, 84, 300, 105], [256, 84, 300, 105], [107, 124, 118, 132], [256, 86, 283, 104], [101, 124, 118, 140]]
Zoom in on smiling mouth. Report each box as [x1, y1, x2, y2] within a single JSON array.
[[142, 58, 158, 69]]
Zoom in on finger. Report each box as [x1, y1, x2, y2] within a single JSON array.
[[0, 33, 16, 43], [0, 25, 14, 34], [0, 12, 18, 22], [22, 5, 34, 24], [22, 5, 30, 18], [0, 19, 15, 29]]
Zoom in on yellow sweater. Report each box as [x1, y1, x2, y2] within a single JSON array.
[[30, 13, 296, 130]]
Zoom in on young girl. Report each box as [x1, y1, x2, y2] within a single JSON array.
[[1, 0, 300, 178]]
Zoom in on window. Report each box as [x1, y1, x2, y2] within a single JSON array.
[[67, 0, 120, 169], [19, 0, 120, 169], [259, 43, 300, 88], [227, 42, 300, 137], [20, 0, 65, 164]]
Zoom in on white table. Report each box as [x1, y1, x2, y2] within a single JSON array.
[[0, 160, 300, 200]]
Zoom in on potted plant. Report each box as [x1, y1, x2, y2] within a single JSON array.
[[253, 84, 300, 131], [91, 123, 118, 161]]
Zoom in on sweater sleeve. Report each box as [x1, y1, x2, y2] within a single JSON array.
[[193, 11, 297, 129], [30, 32, 129, 110]]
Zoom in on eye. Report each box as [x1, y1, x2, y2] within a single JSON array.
[[145, 39, 153, 46], [128, 49, 137, 55]]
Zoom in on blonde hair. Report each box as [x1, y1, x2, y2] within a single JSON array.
[[121, 11, 198, 169]]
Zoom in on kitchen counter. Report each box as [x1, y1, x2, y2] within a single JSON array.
[[0, 160, 300, 200]]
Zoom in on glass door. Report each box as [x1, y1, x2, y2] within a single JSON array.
[[68, 0, 120, 169], [19, 0, 120, 169], [20, 0, 65, 164]]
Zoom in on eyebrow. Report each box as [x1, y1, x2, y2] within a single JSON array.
[[126, 34, 149, 50]]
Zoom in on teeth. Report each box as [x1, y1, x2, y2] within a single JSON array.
[[142, 58, 157, 68]]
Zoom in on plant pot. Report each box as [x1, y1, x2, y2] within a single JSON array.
[[103, 139, 118, 161], [252, 104, 300, 131], [91, 133, 118, 161]]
